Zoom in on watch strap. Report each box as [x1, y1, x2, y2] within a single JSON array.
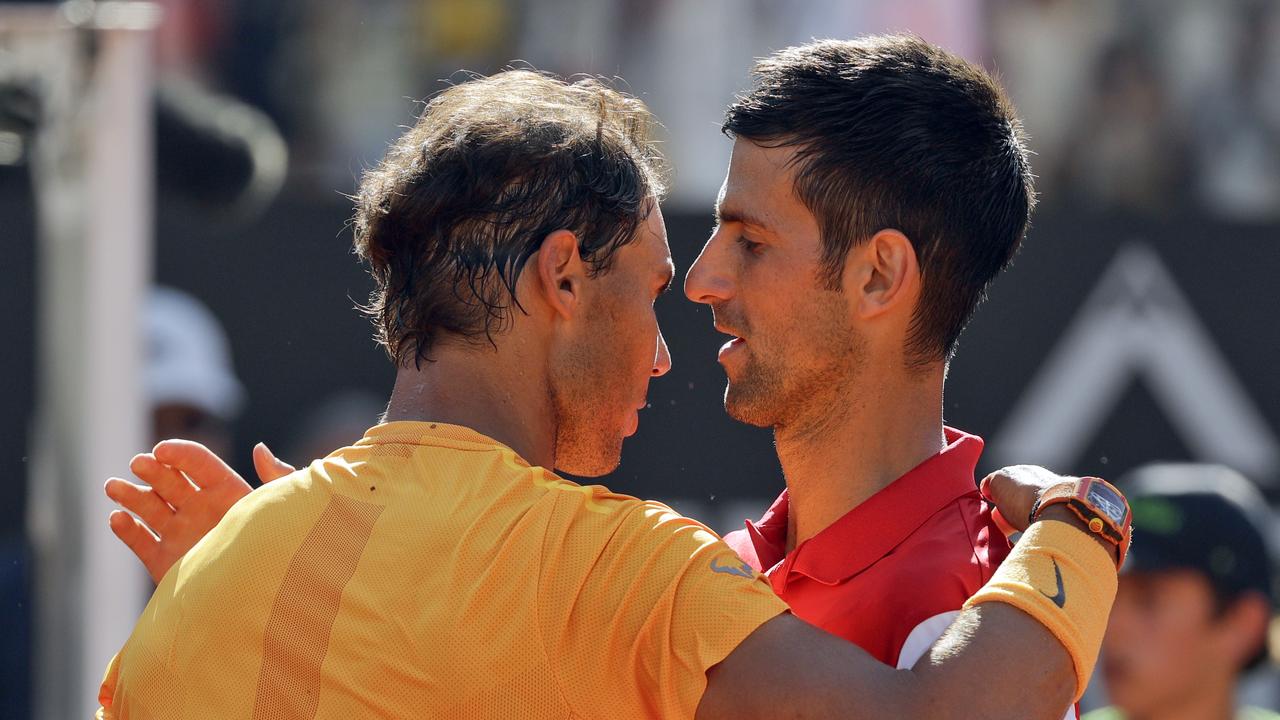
[[1031, 477, 1131, 569]]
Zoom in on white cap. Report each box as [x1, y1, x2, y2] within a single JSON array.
[[146, 286, 246, 420]]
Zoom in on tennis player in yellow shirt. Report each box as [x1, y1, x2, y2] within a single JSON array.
[[100, 69, 1125, 719]]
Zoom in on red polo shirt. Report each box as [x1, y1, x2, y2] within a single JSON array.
[[724, 427, 1008, 668]]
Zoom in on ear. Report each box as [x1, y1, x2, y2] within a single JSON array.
[[533, 229, 585, 320], [1218, 592, 1271, 668], [847, 229, 919, 319]]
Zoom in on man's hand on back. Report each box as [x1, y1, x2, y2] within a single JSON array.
[[105, 440, 296, 583]]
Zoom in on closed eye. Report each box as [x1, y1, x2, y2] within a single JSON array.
[[736, 236, 764, 256], [653, 267, 675, 302]]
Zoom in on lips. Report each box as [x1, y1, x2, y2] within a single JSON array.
[[717, 336, 746, 363], [623, 398, 647, 437], [713, 323, 745, 339], [712, 309, 749, 367]]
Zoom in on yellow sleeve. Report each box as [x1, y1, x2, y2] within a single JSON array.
[[539, 497, 788, 719]]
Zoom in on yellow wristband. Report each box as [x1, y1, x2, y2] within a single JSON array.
[[964, 519, 1118, 699]]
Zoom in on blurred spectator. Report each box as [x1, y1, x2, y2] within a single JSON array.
[[1085, 463, 1278, 720], [987, 0, 1118, 196], [147, 286, 244, 459], [284, 389, 385, 468], [134, 0, 1280, 215], [989, 0, 1280, 219], [1059, 39, 1187, 213], [1187, 3, 1280, 222]]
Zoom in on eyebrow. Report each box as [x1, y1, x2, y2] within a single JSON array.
[[714, 205, 773, 233]]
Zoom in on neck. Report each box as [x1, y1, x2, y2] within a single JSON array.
[[777, 362, 946, 553], [383, 342, 557, 468], [1130, 680, 1237, 720]]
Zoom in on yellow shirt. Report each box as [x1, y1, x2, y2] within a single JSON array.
[[99, 422, 786, 719]]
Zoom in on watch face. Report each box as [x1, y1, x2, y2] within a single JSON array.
[[1087, 483, 1128, 524]]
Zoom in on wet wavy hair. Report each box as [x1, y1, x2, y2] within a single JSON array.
[[354, 70, 668, 367]]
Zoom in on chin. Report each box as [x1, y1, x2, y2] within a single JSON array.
[[556, 440, 624, 478], [723, 385, 778, 429]]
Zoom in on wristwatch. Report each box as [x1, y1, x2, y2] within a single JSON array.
[[1031, 477, 1132, 569]]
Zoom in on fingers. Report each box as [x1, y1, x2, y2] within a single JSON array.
[[980, 468, 1032, 532], [982, 465, 1078, 534], [152, 439, 243, 491], [978, 469, 1011, 503], [252, 443, 295, 485], [130, 453, 198, 509], [105, 477, 174, 531], [1000, 464, 1072, 489], [108, 510, 166, 584]]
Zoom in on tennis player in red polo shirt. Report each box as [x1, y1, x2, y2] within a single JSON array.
[[685, 36, 1077, 718], [723, 429, 1005, 670]]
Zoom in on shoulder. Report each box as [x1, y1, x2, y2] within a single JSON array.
[[528, 474, 726, 586], [884, 493, 1008, 582], [535, 482, 778, 610], [542, 483, 727, 569], [869, 514, 986, 598], [848, 498, 1006, 661]]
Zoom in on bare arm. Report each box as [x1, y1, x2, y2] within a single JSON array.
[[699, 603, 1071, 720], [698, 503, 1109, 720]]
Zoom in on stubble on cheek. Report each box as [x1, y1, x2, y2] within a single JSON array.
[[548, 290, 640, 477], [722, 290, 862, 432]]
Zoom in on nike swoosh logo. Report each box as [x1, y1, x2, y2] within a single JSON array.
[[1040, 559, 1067, 608], [709, 557, 755, 579]]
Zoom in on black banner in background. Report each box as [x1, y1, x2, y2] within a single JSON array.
[[4, 181, 1278, 534], [2, 177, 1278, 709]]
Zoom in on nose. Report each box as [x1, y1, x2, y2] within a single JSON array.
[[684, 228, 734, 305], [652, 329, 672, 377]]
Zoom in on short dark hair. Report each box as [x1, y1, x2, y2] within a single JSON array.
[[723, 35, 1035, 366], [354, 70, 667, 367]]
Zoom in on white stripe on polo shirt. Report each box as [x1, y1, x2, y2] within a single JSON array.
[[896, 610, 1078, 720]]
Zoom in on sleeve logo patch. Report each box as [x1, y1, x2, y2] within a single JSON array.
[[709, 557, 755, 578]]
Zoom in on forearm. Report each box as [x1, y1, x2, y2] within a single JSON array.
[[701, 606, 1069, 720], [906, 603, 1075, 719], [900, 508, 1117, 719], [700, 510, 1117, 720], [799, 604, 1075, 720]]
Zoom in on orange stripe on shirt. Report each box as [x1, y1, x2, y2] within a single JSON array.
[[252, 494, 384, 719]]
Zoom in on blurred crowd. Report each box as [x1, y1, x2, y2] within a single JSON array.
[[138, 0, 1280, 218], [990, 0, 1280, 221]]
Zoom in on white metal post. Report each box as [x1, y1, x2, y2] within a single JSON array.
[[20, 3, 160, 718]]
